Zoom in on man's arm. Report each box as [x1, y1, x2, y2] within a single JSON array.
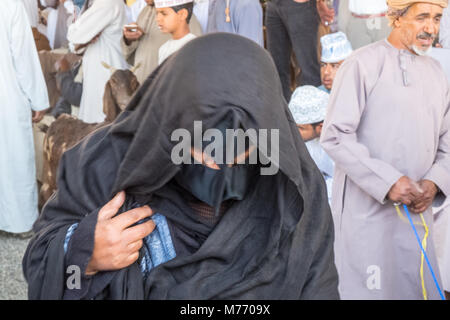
[[410, 89, 450, 213], [67, 0, 118, 46], [316, 0, 335, 26], [420, 86, 450, 201], [121, 24, 143, 63]]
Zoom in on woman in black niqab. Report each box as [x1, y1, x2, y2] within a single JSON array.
[[23, 33, 339, 300]]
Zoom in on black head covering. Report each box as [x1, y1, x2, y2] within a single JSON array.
[[23, 33, 338, 300]]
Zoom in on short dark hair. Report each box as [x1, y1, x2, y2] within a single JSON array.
[[172, 2, 194, 24], [311, 121, 324, 130]]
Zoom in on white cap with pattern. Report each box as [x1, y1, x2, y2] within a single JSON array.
[[154, 0, 193, 8], [288, 86, 329, 125], [320, 32, 353, 63]]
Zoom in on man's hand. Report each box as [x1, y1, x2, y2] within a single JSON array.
[[387, 176, 424, 206], [410, 180, 438, 213], [85, 191, 155, 275], [316, 0, 335, 26], [123, 23, 144, 45], [90, 33, 101, 44], [74, 33, 101, 52], [32, 110, 47, 123]]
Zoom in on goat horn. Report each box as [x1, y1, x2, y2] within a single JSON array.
[[130, 62, 142, 74], [101, 61, 116, 75], [101, 61, 112, 69]]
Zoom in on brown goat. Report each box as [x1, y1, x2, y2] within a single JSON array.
[[39, 68, 140, 208]]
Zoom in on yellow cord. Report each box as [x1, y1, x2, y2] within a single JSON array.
[[394, 205, 429, 300], [419, 213, 429, 300]]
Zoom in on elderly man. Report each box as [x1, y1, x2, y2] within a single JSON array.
[[318, 31, 353, 93], [0, 0, 49, 236], [121, 0, 202, 84], [321, 0, 450, 299], [67, 0, 129, 123]]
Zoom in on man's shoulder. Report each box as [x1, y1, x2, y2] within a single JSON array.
[[339, 40, 389, 76], [348, 40, 389, 63]]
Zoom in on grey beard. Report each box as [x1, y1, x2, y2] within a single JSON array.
[[411, 44, 432, 56]]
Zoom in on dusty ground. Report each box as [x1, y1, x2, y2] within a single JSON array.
[[0, 231, 31, 300]]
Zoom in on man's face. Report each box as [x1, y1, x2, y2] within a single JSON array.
[[320, 60, 343, 91], [145, 0, 154, 6], [297, 123, 322, 142], [156, 7, 183, 33], [396, 3, 443, 55]]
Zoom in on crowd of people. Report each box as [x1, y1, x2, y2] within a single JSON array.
[[1, 0, 449, 300]]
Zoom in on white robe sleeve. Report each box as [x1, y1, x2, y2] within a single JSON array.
[[11, 2, 49, 111], [424, 86, 450, 197], [67, 0, 119, 45], [320, 57, 404, 204]]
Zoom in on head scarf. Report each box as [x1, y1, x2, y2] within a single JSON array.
[[23, 33, 338, 300], [387, 0, 448, 26]]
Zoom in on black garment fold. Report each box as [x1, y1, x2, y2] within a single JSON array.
[[23, 33, 339, 300]]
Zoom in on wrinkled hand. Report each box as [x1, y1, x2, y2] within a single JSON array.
[[32, 110, 46, 123], [387, 176, 424, 206], [85, 191, 155, 275], [410, 180, 438, 213], [316, 0, 335, 26], [123, 24, 144, 43]]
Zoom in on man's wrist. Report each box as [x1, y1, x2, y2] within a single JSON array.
[[423, 179, 439, 194]]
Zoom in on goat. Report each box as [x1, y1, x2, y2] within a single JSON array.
[[39, 63, 141, 208]]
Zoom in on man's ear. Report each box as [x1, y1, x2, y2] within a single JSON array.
[[316, 122, 324, 137], [178, 8, 188, 21]]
